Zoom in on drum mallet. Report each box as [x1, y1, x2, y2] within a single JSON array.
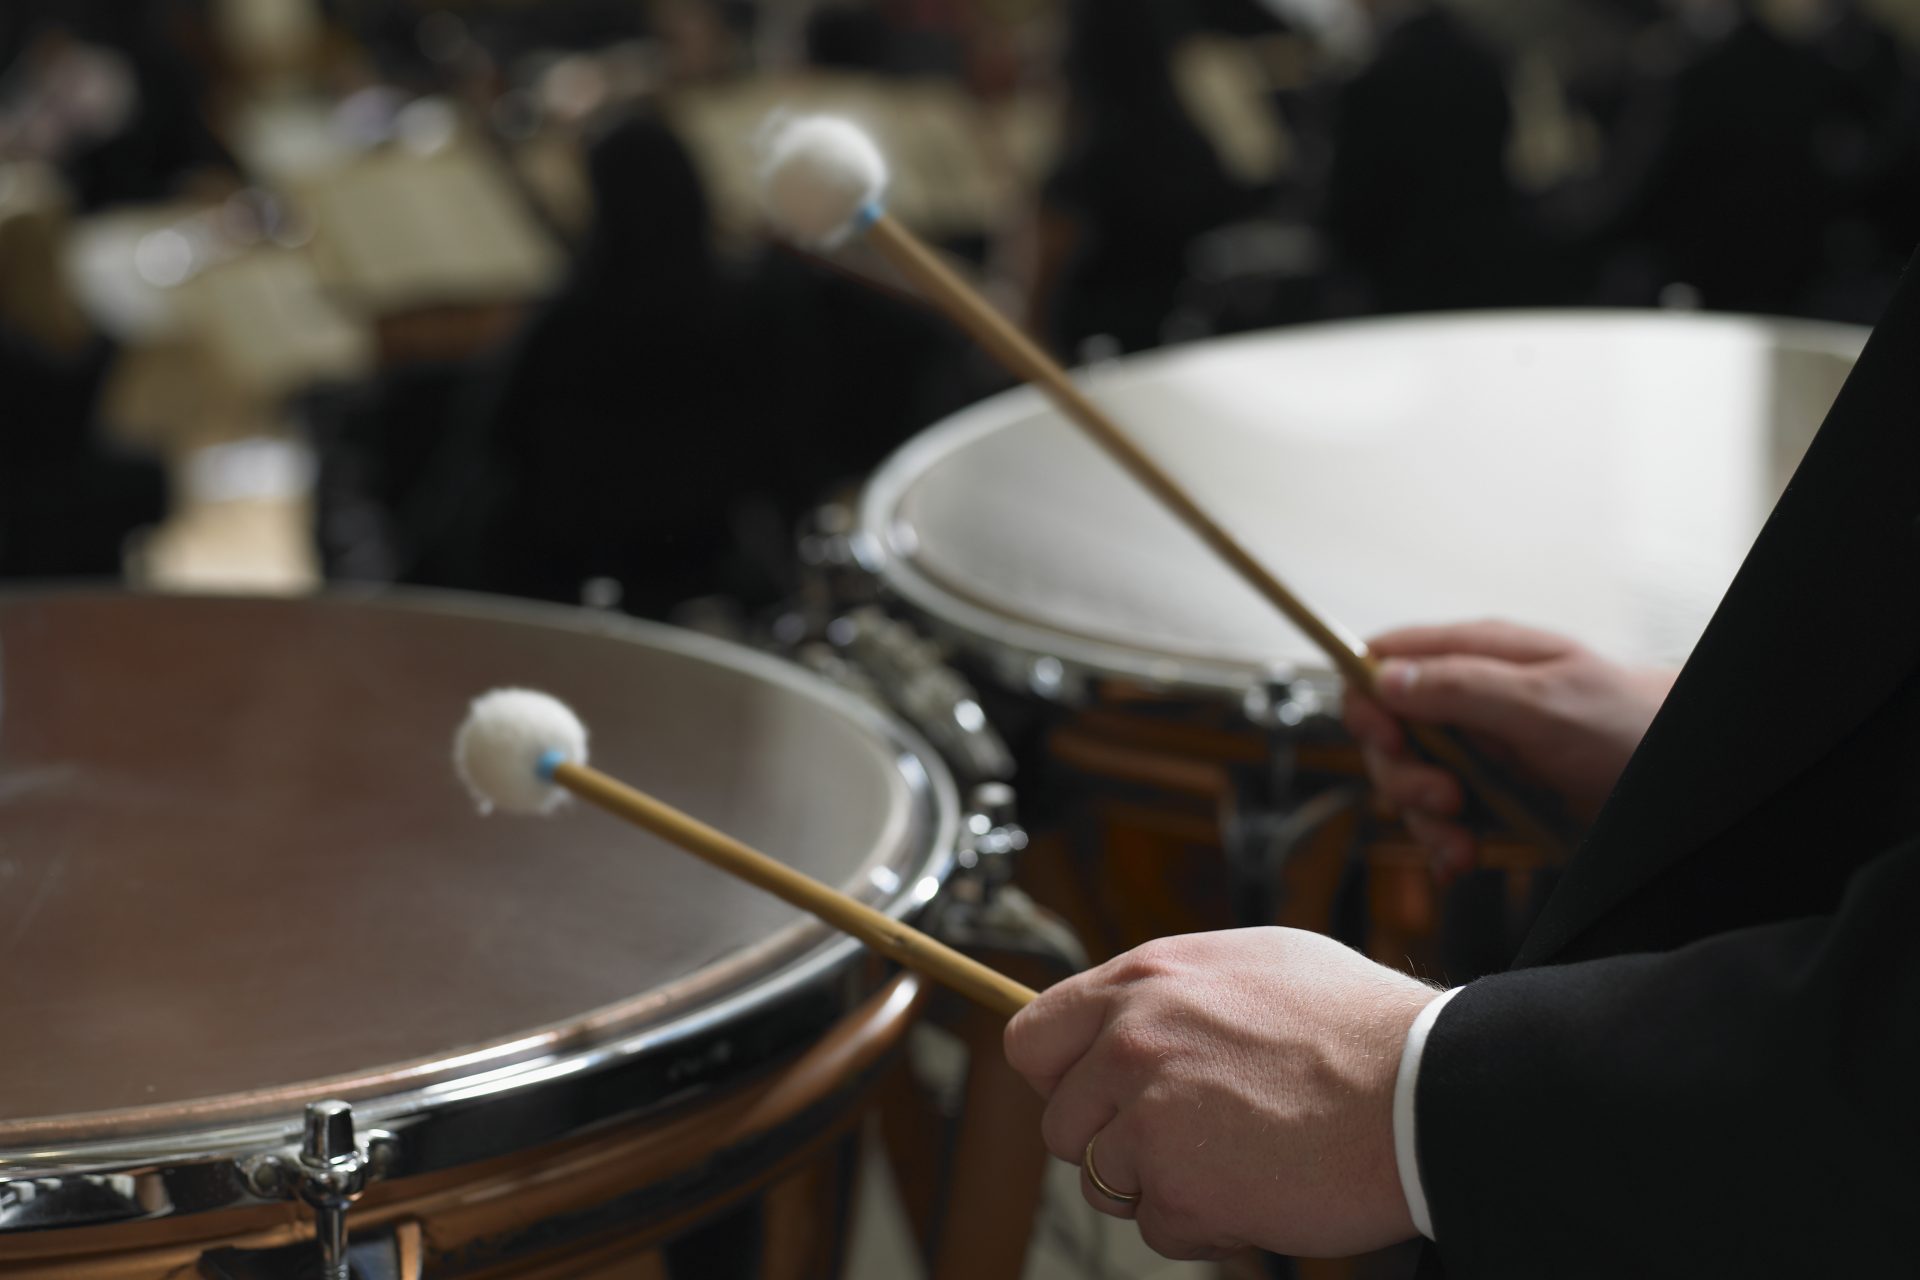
[[454, 689, 1036, 1018], [755, 114, 1574, 860]]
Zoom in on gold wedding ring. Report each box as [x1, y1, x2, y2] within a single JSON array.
[[1083, 1136, 1142, 1205]]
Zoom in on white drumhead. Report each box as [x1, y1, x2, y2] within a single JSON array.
[[862, 312, 1865, 694]]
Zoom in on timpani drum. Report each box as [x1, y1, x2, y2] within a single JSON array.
[[855, 311, 1866, 968], [0, 592, 959, 1279]]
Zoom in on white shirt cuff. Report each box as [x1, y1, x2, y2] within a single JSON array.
[[1393, 985, 1462, 1241]]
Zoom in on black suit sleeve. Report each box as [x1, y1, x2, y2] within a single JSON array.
[[1415, 833, 1920, 1277]]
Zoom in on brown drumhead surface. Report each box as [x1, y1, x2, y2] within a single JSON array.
[[0, 594, 930, 1141]]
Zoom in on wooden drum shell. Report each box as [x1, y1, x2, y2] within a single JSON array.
[[0, 974, 924, 1280]]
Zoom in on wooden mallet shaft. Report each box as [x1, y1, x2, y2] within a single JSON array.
[[551, 761, 1037, 1019], [861, 213, 1572, 859]]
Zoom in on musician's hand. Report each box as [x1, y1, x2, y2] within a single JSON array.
[[1342, 620, 1675, 874], [1004, 927, 1438, 1260]]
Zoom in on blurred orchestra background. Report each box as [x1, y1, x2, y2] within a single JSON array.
[[6, 5, 1917, 1279], [7, 0, 1918, 613]]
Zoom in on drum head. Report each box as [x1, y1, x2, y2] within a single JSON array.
[[862, 312, 1865, 693], [0, 593, 954, 1153]]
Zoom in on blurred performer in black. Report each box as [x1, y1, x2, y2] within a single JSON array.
[[0, 2, 186, 578], [0, 0, 234, 209], [421, 114, 974, 619], [1575, 0, 1911, 319], [1321, 0, 1548, 314], [1037, 0, 1262, 355], [0, 329, 164, 579], [453, 114, 754, 615]]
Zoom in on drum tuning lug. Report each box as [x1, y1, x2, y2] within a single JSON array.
[[237, 1100, 392, 1280], [830, 609, 1015, 782], [957, 782, 1027, 900], [578, 577, 623, 612], [1026, 655, 1067, 700], [364, 1129, 399, 1178], [239, 1152, 293, 1200], [1244, 664, 1321, 730], [802, 502, 884, 572], [795, 503, 883, 621], [938, 781, 1082, 969]]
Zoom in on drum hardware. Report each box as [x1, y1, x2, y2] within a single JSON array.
[[237, 1101, 397, 1280], [939, 781, 1087, 969], [932, 880, 1090, 982], [1241, 663, 1332, 732], [1222, 664, 1362, 929], [1025, 654, 1076, 702], [788, 501, 885, 638], [788, 635, 887, 704], [793, 501, 1103, 712], [954, 781, 1026, 888], [811, 606, 1015, 785], [0, 1171, 156, 1232], [789, 506, 1032, 781], [773, 579, 1072, 962], [199, 1223, 422, 1280]]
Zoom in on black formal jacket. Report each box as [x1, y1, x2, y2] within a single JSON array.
[[1415, 259, 1920, 1276]]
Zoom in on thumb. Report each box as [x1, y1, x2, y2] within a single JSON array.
[[1374, 654, 1539, 740]]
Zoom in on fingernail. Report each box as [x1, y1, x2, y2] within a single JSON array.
[[1379, 659, 1419, 698]]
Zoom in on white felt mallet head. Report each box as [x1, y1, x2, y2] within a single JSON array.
[[757, 113, 889, 249], [454, 688, 589, 816]]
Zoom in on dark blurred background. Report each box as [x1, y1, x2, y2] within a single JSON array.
[[4, 0, 1917, 618]]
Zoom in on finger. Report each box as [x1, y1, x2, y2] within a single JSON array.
[[1136, 1195, 1235, 1262], [1372, 654, 1541, 739], [1342, 689, 1404, 755], [1039, 1046, 1123, 1164], [1404, 810, 1476, 879], [1079, 1163, 1142, 1223], [1039, 1005, 1172, 1161], [1369, 619, 1578, 664], [1004, 971, 1113, 1098], [1079, 1125, 1143, 1222], [1361, 746, 1464, 817]]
